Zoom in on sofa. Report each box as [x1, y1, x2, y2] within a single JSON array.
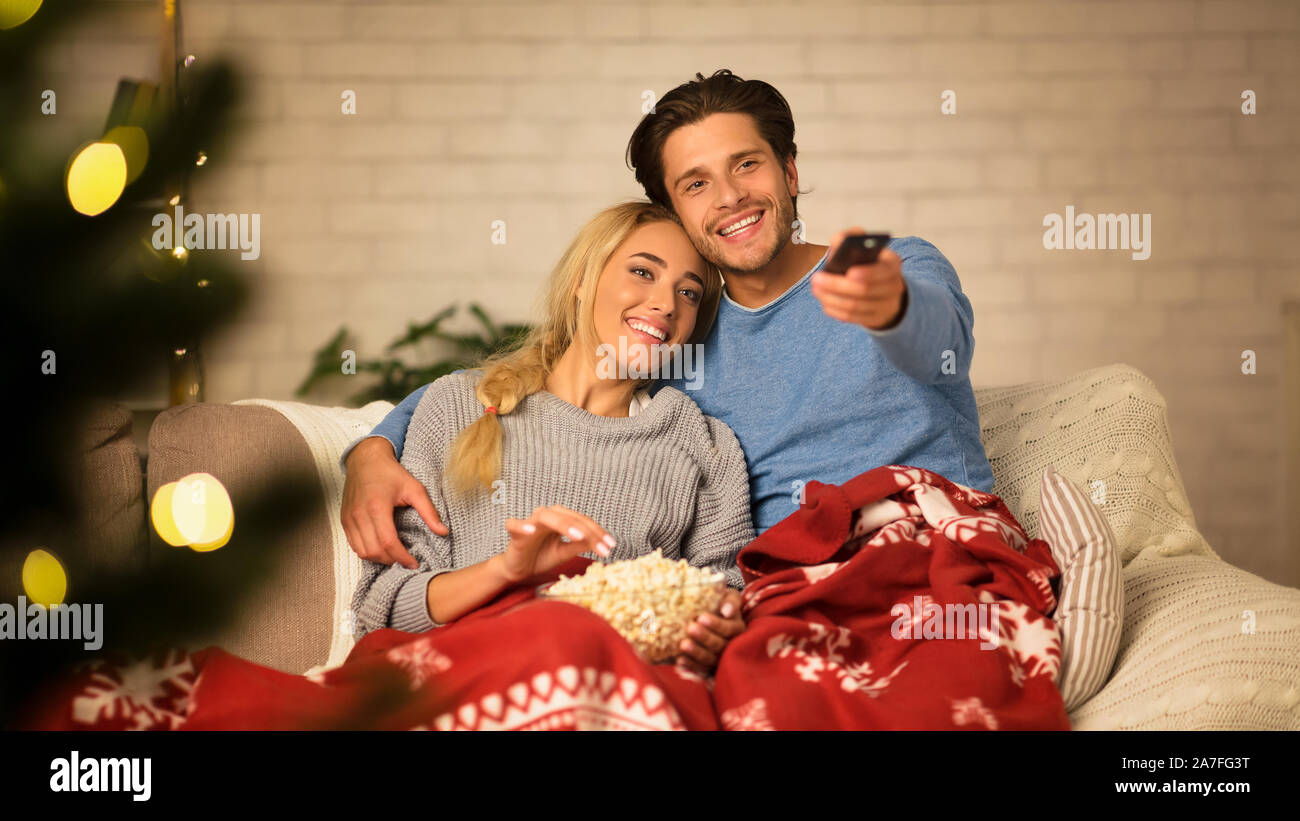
[[31, 362, 1300, 729]]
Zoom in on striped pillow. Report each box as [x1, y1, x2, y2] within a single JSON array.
[[1038, 466, 1124, 713]]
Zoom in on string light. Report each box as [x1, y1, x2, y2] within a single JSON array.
[[150, 474, 234, 552], [102, 125, 148, 184], [22, 548, 67, 608], [0, 0, 42, 30], [66, 142, 127, 216]]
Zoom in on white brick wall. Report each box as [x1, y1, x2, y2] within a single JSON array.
[[38, 0, 1300, 587]]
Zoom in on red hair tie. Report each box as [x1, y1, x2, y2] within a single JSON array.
[[485, 405, 498, 415]]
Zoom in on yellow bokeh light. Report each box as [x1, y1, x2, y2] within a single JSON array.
[[66, 141, 127, 216], [103, 125, 149, 184], [22, 548, 66, 608], [171, 472, 233, 547], [190, 516, 233, 553], [0, 0, 42, 30], [152, 476, 233, 550], [150, 482, 188, 547]]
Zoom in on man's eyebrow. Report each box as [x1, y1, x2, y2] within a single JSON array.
[[628, 252, 704, 285], [670, 149, 765, 190]]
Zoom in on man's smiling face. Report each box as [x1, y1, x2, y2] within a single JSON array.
[[661, 112, 800, 277]]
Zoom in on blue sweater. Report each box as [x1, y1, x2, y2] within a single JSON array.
[[345, 236, 993, 535]]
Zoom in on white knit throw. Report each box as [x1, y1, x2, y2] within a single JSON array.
[[235, 398, 394, 673], [975, 363, 1300, 729]]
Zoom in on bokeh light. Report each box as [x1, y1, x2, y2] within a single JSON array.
[[102, 125, 149, 184], [150, 482, 188, 546], [190, 517, 233, 552], [0, 0, 42, 30], [22, 548, 66, 607], [171, 473, 233, 547], [151, 475, 234, 551], [65, 141, 127, 216]]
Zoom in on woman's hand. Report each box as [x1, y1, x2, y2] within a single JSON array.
[[499, 505, 615, 584], [676, 589, 745, 676]]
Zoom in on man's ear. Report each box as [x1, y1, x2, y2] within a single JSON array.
[[784, 154, 799, 198]]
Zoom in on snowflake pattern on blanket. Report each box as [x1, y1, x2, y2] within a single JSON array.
[[22, 465, 1068, 731], [714, 464, 1069, 730], [63, 649, 197, 730]]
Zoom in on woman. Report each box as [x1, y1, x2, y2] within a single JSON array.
[[351, 199, 755, 656], [26, 200, 756, 732]]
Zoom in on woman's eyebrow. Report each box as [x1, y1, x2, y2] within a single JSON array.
[[628, 251, 666, 266], [628, 252, 702, 284]]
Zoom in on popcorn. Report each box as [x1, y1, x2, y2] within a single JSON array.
[[543, 549, 727, 662]]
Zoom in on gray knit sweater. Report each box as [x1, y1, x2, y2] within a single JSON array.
[[351, 370, 755, 640]]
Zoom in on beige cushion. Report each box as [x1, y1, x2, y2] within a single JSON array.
[[1038, 466, 1123, 712], [147, 403, 333, 674], [74, 399, 148, 573], [976, 363, 1300, 729], [975, 363, 1214, 567]]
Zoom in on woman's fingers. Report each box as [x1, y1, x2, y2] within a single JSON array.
[[527, 506, 611, 557], [679, 638, 717, 669], [504, 518, 543, 556], [678, 594, 745, 672], [677, 643, 715, 674], [712, 590, 744, 625], [504, 517, 539, 541], [684, 620, 728, 657], [675, 655, 701, 675], [562, 508, 618, 555]]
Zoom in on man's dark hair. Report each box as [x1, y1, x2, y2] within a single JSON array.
[[625, 69, 799, 214]]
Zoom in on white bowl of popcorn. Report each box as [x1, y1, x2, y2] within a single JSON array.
[[537, 549, 727, 663]]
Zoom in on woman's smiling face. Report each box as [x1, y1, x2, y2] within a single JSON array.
[[584, 220, 709, 378]]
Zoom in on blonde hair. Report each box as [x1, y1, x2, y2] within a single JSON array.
[[446, 200, 724, 495]]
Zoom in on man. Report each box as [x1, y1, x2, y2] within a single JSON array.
[[338, 69, 994, 673]]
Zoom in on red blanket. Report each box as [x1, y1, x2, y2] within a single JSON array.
[[24, 465, 1068, 731], [716, 464, 1068, 730], [24, 580, 721, 731]]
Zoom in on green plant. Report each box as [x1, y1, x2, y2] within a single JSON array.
[[297, 303, 532, 405]]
